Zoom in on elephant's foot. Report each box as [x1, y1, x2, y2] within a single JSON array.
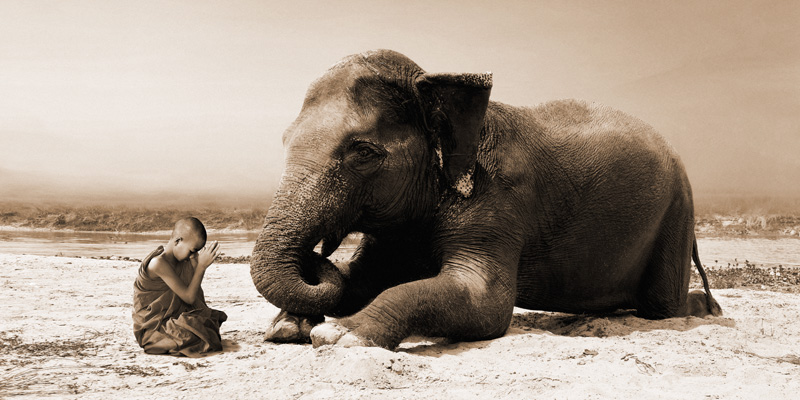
[[310, 321, 377, 348], [264, 310, 324, 343], [686, 290, 723, 318]]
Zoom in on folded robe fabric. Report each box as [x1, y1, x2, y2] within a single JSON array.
[[132, 246, 227, 357]]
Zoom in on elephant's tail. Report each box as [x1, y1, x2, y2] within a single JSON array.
[[692, 238, 723, 316]]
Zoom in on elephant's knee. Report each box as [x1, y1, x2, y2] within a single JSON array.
[[458, 286, 515, 340]]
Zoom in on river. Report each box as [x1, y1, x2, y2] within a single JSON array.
[[0, 229, 798, 268]]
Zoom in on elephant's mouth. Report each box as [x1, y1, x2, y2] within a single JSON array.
[[317, 232, 346, 258], [314, 224, 360, 259], [314, 231, 364, 258]]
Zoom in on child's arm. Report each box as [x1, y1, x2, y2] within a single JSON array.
[[149, 241, 221, 304]]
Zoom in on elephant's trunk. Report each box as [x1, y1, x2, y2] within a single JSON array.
[[250, 167, 348, 316]]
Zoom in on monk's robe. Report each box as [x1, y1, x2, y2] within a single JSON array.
[[132, 246, 227, 357]]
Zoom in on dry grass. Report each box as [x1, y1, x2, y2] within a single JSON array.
[[692, 263, 800, 293]]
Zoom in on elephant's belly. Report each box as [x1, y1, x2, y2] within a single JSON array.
[[514, 281, 635, 313], [512, 202, 669, 313], [513, 247, 645, 313]]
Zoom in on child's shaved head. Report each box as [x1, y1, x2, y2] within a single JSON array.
[[172, 217, 207, 242]]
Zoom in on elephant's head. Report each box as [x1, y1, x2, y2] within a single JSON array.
[[251, 50, 493, 315]]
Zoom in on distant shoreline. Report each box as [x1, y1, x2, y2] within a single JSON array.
[[2, 221, 798, 239], [0, 225, 258, 236], [1, 200, 798, 238], [0, 201, 267, 233]]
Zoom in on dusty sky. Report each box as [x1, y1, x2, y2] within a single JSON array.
[[1, 0, 798, 204]]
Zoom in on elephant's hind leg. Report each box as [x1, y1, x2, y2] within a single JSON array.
[[685, 289, 722, 318], [634, 231, 722, 319], [685, 241, 723, 317], [634, 211, 694, 320]]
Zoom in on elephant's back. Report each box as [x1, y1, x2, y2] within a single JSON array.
[[527, 99, 679, 161], [521, 99, 686, 190], [482, 99, 691, 218]]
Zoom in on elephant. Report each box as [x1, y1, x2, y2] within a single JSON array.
[[250, 49, 722, 350]]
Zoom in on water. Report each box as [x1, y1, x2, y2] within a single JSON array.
[[696, 236, 800, 268], [0, 230, 261, 259], [0, 229, 798, 268]]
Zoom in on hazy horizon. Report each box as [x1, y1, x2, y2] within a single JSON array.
[[2, 0, 798, 206]]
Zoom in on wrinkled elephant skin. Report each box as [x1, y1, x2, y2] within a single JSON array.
[[250, 49, 722, 350]]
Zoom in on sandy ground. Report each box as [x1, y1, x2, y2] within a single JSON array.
[[1, 253, 799, 399]]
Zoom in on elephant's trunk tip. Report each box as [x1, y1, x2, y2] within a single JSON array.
[[250, 237, 345, 316]]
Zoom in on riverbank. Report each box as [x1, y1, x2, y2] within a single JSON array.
[[0, 202, 267, 233], [2, 201, 800, 237], [1, 253, 799, 399]]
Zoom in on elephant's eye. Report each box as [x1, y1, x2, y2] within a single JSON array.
[[357, 146, 374, 158], [353, 142, 382, 160], [348, 141, 385, 172]]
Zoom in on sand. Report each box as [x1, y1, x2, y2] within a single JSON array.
[[1, 253, 799, 399]]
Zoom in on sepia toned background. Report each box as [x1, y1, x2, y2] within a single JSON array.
[[1, 0, 798, 205], [2, 2, 800, 398]]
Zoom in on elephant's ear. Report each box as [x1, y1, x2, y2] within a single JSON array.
[[415, 72, 492, 197]]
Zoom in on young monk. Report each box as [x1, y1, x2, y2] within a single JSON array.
[[132, 217, 227, 357]]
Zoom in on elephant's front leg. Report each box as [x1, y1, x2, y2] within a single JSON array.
[[265, 234, 434, 343], [263, 255, 359, 343], [262, 262, 380, 344], [262, 250, 340, 343], [264, 310, 324, 343], [263, 257, 362, 344], [310, 250, 519, 349]]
